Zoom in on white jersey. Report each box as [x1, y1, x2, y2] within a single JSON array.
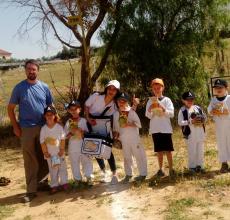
[[178, 105, 206, 141], [113, 109, 141, 144], [85, 93, 117, 116], [40, 123, 65, 157], [145, 96, 174, 134], [64, 117, 89, 153], [208, 95, 230, 122]]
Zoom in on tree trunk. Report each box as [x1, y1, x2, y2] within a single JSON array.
[[78, 45, 92, 105]]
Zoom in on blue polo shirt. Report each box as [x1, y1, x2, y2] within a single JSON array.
[[9, 80, 53, 128]]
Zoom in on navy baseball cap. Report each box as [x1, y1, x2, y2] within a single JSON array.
[[44, 105, 57, 115], [182, 91, 195, 100], [213, 79, 228, 88], [67, 100, 81, 108], [117, 92, 130, 102]]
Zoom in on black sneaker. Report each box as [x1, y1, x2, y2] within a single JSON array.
[[121, 175, 132, 184], [156, 170, 165, 177], [134, 175, 146, 182], [220, 162, 228, 173], [169, 169, 176, 177], [21, 193, 37, 203], [196, 166, 205, 173], [37, 179, 50, 192]]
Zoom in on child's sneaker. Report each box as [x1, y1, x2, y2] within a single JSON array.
[[62, 183, 69, 191], [110, 175, 119, 185], [196, 166, 205, 173], [121, 175, 132, 184], [169, 169, 176, 177], [134, 175, 146, 182], [220, 162, 228, 173], [50, 186, 58, 195], [155, 169, 165, 177], [86, 177, 93, 186], [100, 171, 108, 183]]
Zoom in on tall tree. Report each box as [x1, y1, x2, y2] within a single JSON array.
[[102, 0, 230, 106], [5, 0, 124, 102]]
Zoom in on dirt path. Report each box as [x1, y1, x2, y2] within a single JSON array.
[[1, 127, 230, 220]]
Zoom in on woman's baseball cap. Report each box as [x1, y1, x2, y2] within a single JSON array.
[[151, 78, 164, 87], [105, 80, 120, 90]]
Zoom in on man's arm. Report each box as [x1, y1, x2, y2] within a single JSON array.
[[7, 103, 21, 137]]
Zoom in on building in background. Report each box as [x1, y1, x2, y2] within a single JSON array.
[[0, 49, 12, 60]]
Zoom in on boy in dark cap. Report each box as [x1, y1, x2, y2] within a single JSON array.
[[178, 91, 206, 173], [113, 93, 147, 183], [208, 79, 230, 173]]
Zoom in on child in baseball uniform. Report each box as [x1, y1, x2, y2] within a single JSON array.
[[40, 106, 68, 194], [178, 91, 206, 173], [113, 93, 147, 183], [145, 78, 175, 177], [208, 79, 230, 173], [64, 100, 93, 185]]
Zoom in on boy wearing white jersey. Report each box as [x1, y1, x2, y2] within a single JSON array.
[[40, 106, 68, 194], [208, 79, 230, 173], [113, 93, 147, 183], [145, 78, 175, 177], [64, 100, 93, 185], [178, 91, 206, 173]]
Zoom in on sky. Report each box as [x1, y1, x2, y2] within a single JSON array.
[[0, 3, 100, 59]]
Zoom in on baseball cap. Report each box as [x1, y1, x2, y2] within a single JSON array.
[[105, 80, 120, 90], [117, 92, 130, 102], [151, 78, 164, 87], [213, 79, 228, 88], [182, 91, 195, 100], [44, 105, 57, 115], [67, 100, 81, 108]]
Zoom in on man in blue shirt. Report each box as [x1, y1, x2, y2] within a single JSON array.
[[8, 59, 53, 203]]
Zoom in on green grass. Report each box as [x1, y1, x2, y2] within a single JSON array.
[[0, 205, 15, 219], [164, 197, 207, 220], [199, 177, 230, 190]]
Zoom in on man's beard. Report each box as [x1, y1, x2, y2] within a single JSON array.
[[27, 74, 37, 80]]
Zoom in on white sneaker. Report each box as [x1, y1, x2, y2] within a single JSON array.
[[110, 175, 119, 185], [100, 171, 108, 183]]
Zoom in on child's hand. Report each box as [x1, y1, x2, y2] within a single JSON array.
[[148, 104, 154, 113], [211, 109, 222, 116], [66, 132, 73, 139], [44, 152, 51, 158], [58, 149, 65, 157], [124, 122, 136, 127], [72, 128, 83, 138], [87, 117, 97, 126], [223, 109, 229, 115], [113, 131, 119, 139]]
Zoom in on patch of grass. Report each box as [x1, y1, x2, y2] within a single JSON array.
[[0, 205, 15, 219], [95, 196, 114, 207], [205, 148, 217, 157], [165, 197, 198, 220], [199, 177, 230, 190]]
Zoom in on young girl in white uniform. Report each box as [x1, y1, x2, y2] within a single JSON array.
[[145, 78, 175, 177], [64, 100, 93, 185], [113, 93, 147, 183], [208, 79, 230, 173], [40, 106, 68, 194], [178, 91, 206, 173]]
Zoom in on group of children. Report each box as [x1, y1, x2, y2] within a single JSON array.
[[40, 77, 230, 194]]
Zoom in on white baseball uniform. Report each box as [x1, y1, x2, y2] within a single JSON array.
[[113, 109, 147, 176], [208, 95, 230, 163], [64, 118, 93, 180], [178, 105, 206, 168], [40, 123, 68, 188]]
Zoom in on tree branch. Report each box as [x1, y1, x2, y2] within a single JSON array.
[[91, 0, 124, 85], [46, 0, 83, 43]]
